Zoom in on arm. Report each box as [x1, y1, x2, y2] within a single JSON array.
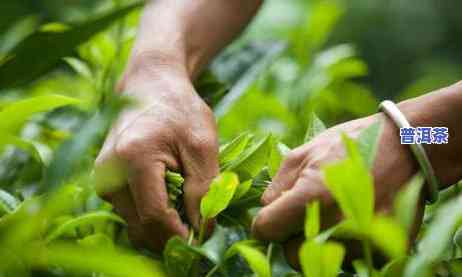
[[123, 0, 263, 81], [96, 0, 263, 252]]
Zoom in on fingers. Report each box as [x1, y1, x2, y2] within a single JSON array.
[[181, 136, 219, 230], [110, 188, 150, 249], [253, 170, 336, 242], [283, 235, 304, 270], [128, 161, 189, 245], [261, 149, 306, 205]]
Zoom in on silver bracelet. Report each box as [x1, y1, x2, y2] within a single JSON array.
[[379, 100, 439, 204]]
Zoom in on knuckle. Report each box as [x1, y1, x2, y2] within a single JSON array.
[[252, 213, 272, 241], [188, 132, 217, 153], [114, 135, 141, 160]]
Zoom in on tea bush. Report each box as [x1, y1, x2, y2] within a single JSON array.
[[1, 1, 462, 277]]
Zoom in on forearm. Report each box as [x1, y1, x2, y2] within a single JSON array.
[[398, 81, 462, 187], [124, 0, 263, 81]]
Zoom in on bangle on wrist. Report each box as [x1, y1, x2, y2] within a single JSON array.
[[379, 100, 439, 204]]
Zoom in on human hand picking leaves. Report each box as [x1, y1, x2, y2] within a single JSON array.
[[95, 0, 263, 251], [252, 82, 462, 264]]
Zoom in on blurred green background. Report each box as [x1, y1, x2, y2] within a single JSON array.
[[2, 0, 461, 98]]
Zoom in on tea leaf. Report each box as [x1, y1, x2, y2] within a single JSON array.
[[305, 201, 321, 240], [219, 132, 253, 170], [269, 243, 298, 277], [30, 242, 166, 277], [404, 196, 462, 277], [268, 137, 289, 178], [454, 226, 462, 250], [0, 2, 143, 88], [0, 94, 81, 133], [228, 242, 271, 277], [369, 216, 407, 259], [164, 237, 203, 277], [228, 135, 272, 181], [214, 42, 286, 118], [353, 260, 369, 277], [380, 258, 407, 277], [44, 98, 125, 191], [0, 189, 20, 215], [394, 173, 424, 233], [201, 225, 229, 265], [200, 172, 239, 220], [46, 211, 125, 243], [64, 57, 93, 80], [0, 134, 42, 164], [299, 240, 345, 277], [323, 135, 373, 229], [78, 233, 113, 249], [304, 113, 326, 142], [232, 180, 253, 201], [357, 121, 382, 168]]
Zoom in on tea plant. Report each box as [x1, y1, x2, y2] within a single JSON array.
[[1, 1, 462, 277]]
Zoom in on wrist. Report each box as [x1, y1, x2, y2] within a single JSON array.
[[397, 81, 462, 187]]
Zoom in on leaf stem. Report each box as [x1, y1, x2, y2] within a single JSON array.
[[362, 240, 374, 274], [188, 227, 194, 245], [198, 219, 208, 245], [205, 264, 219, 277]]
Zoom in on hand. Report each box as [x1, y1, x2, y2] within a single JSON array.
[[252, 113, 424, 266], [252, 81, 462, 266], [95, 62, 219, 252], [252, 114, 421, 241]]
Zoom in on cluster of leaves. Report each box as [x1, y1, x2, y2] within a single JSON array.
[[1, 1, 462, 277]]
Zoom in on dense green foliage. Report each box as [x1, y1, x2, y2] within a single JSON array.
[[1, 1, 462, 277]]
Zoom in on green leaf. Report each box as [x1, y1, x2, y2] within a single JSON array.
[[0, 2, 143, 88], [201, 225, 248, 266], [294, 0, 344, 61], [299, 240, 345, 277], [214, 42, 287, 118], [322, 135, 374, 229], [200, 172, 239, 220], [165, 171, 185, 186], [228, 242, 271, 277], [404, 195, 462, 277], [369, 216, 407, 259], [232, 180, 253, 201], [394, 173, 424, 233], [0, 133, 42, 163], [0, 189, 20, 215], [78, 233, 113, 249], [195, 70, 229, 107], [454, 226, 462, 250], [44, 98, 125, 192], [269, 243, 298, 277], [200, 225, 229, 265], [29, 242, 167, 277], [305, 201, 321, 240], [357, 121, 382, 169], [304, 113, 326, 142], [0, 94, 81, 133], [353, 260, 369, 277], [228, 135, 272, 181], [45, 211, 125, 243], [380, 258, 407, 277], [63, 57, 93, 80], [163, 237, 203, 277], [219, 133, 253, 170], [268, 137, 289, 178]]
